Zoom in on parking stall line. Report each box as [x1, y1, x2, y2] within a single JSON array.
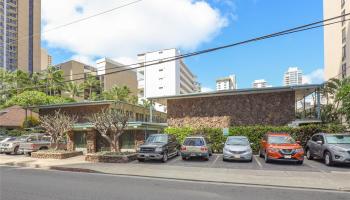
[[254, 155, 263, 169], [303, 161, 328, 173], [210, 155, 220, 167]]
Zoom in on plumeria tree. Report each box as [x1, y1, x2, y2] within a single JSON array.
[[40, 110, 77, 150], [89, 108, 129, 152]]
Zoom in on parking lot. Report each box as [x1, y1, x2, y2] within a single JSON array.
[[130, 154, 350, 173]]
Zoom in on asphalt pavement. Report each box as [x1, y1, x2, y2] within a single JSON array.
[[1, 166, 349, 200], [130, 154, 350, 173]]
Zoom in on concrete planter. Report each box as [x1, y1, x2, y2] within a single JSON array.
[[31, 151, 83, 159], [85, 153, 138, 163]]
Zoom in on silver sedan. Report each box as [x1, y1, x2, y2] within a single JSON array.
[[223, 136, 253, 162]]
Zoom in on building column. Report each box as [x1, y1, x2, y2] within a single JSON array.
[[149, 100, 153, 123], [66, 131, 75, 151], [86, 130, 97, 153], [316, 88, 321, 120]]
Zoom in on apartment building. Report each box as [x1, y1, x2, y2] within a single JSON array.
[[252, 79, 269, 88], [283, 67, 303, 86], [0, 0, 41, 73], [216, 74, 237, 91], [324, 0, 349, 80], [96, 57, 137, 95], [137, 48, 197, 100], [40, 48, 52, 71]]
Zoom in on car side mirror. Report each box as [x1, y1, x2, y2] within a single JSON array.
[[316, 140, 323, 145]]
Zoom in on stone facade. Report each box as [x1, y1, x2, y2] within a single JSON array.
[[86, 131, 97, 153], [167, 91, 295, 128]]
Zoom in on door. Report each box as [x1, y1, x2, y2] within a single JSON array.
[[168, 135, 177, 155], [74, 132, 87, 154], [314, 135, 324, 157], [120, 132, 135, 150]]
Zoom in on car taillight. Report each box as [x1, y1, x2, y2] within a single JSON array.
[[200, 146, 208, 151], [181, 146, 186, 151], [31, 144, 35, 149]]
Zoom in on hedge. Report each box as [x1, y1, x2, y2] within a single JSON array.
[[165, 124, 345, 153]]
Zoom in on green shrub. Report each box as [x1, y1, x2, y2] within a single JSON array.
[[165, 124, 346, 153], [7, 129, 29, 137], [22, 116, 40, 128]]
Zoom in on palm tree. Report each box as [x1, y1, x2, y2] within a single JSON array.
[[66, 82, 84, 99], [103, 85, 131, 102], [42, 66, 65, 96], [84, 74, 100, 100]]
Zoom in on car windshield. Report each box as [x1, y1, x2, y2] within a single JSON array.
[[16, 136, 29, 142], [268, 136, 296, 144], [0, 137, 15, 143], [226, 137, 249, 146], [183, 138, 205, 146], [146, 135, 167, 143], [325, 135, 350, 144]]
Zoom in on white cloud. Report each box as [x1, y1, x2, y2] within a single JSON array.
[[201, 87, 214, 93], [42, 0, 229, 63], [303, 68, 324, 84], [71, 54, 96, 66]]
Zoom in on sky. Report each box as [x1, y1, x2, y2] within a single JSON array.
[[41, 0, 325, 91]]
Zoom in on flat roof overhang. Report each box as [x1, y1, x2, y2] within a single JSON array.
[[148, 84, 323, 106], [73, 122, 168, 131]]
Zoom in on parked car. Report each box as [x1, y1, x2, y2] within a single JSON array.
[[180, 136, 212, 161], [19, 134, 51, 155], [137, 134, 179, 162], [223, 136, 253, 162], [305, 133, 350, 166], [0, 135, 29, 155], [0, 137, 17, 154], [259, 132, 304, 164]]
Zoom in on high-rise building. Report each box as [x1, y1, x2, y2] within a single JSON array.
[[216, 74, 237, 91], [252, 79, 270, 88], [283, 67, 303, 86], [40, 48, 52, 71], [137, 48, 198, 99], [0, 0, 41, 73], [96, 57, 138, 95], [324, 0, 349, 80]]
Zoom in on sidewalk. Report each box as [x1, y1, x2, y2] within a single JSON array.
[[1, 155, 350, 191]]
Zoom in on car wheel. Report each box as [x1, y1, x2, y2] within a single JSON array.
[[306, 149, 313, 160], [203, 155, 209, 161], [162, 152, 168, 163], [259, 149, 264, 158], [264, 152, 270, 163], [182, 156, 187, 160], [324, 151, 334, 166], [13, 146, 19, 155]]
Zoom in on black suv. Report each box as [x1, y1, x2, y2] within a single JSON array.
[[137, 134, 179, 162]]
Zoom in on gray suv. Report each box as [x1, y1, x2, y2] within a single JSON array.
[[306, 133, 350, 166]]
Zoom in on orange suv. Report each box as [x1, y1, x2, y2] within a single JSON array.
[[259, 132, 304, 164]]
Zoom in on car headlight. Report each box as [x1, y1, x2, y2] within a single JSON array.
[[268, 148, 279, 152], [155, 147, 163, 152], [330, 146, 347, 153]]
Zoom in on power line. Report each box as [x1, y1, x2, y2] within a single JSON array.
[[3, 0, 143, 47], [1, 14, 349, 94], [54, 12, 350, 80]]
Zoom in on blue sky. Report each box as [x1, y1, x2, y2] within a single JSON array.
[[42, 0, 324, 90]]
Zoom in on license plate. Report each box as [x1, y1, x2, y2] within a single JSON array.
[[233, 154, 240, 159], [284, 155, 292, 159], [190, 153, 196, 157]]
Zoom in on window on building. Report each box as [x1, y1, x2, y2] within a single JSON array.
[[342, 63, 347, 78], [158, 86, 163, 90], [343, 28, 347, 43], [342, 10, 346, 26], [343, 45, 347, 61], [159, 68, 163, 72], [159, 77, 163, 81]]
